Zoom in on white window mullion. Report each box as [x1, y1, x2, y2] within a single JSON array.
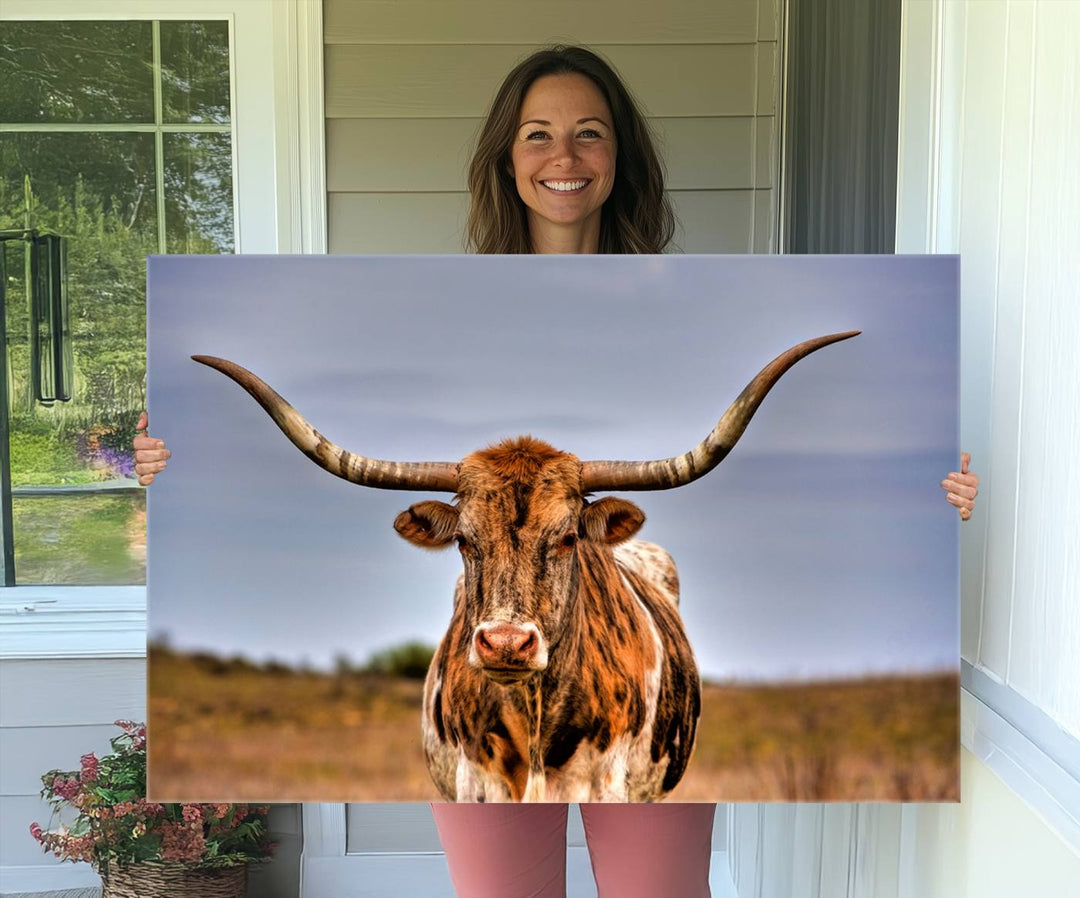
[[152, 18, 168, 254]]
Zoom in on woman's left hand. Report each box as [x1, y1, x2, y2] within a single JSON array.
[[942, 452, 979, 521]]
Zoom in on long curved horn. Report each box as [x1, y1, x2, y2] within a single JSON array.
[[191, 356, 459, 492], [580, 331, 860, 492]]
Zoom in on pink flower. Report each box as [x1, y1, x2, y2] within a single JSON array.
[[182, 805, 202, 824], [30, 822, 43, 842], [52, 777, 80, 801], [160, 821, 206, 863], [113, 801, 136, 817], [80, 753, 99, 782]]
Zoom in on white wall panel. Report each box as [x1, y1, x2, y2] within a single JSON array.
[[1006, 1, 1080, 729], [1, 795, 74, 868], [729, 803, 903, 898], [0, 660, 145, 727], [901, 0, 1080, 736], [980, 0, 1035, 693], [0, 724, 122, 795]]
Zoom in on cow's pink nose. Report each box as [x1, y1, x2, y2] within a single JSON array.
[[474, 623, 540, 668]]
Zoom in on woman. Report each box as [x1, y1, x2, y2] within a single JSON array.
[[135, 46, 979, 898]]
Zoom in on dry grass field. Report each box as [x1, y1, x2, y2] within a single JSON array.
[[148, 646, 958, 803]]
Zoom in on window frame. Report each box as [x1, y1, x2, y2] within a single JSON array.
[[0, 0, 326, 659]]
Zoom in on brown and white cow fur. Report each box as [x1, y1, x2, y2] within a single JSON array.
[[394, 436, 700, 802], [193, 332, 858, 801]]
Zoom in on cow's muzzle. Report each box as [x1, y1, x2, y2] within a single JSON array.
[[470, 622, 548, 682]]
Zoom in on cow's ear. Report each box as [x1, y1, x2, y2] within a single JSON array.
[[394, 501, 460, 549], [583, 497, 645, 545]]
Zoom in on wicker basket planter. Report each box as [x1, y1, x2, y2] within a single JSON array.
[[100, 862, 247, 898]]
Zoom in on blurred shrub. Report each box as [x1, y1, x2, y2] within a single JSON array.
[[362, 641, 435, 680]]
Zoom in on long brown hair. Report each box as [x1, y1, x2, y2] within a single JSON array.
[[466, 46, 675, 254]]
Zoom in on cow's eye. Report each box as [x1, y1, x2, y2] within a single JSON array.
[[560, 533, 577, 550]]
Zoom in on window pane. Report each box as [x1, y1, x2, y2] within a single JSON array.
[[12, 492, 146, 585], [2, 132, 156, 584], [164, 133, 235, 252], [1, 19, 235, 587], [160, 21, 232, 124], [0, 22, 154, 124]]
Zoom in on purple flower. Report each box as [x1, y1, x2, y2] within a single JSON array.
[[95, 446, 136, 479]]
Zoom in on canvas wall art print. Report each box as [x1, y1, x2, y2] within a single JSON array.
[[146, 254, 959, 803]]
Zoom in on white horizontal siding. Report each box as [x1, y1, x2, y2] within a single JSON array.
[[325, 44, 764, 119], [0, 660, 145, 869], [0, 660, 146, 728], [0, 725, 125, 796], [323, 0, 782, 258], [326, 117, 772, 192], [324, 0, 761, 45], [328, 189, 761, 254]]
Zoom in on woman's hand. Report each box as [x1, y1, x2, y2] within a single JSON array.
[[133, 411, 171, 486], [942, 452, 979, 521]]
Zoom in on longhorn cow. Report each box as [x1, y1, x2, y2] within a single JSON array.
[[193, 330, 858, 802]]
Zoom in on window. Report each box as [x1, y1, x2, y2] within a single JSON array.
[[0, 19, 234, 586]]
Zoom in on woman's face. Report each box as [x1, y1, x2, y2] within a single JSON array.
[[509, 73, 617, 244]]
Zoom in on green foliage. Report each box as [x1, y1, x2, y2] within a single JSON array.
[[362, 641, 437, 680], [31, 721, 275, 873], [8, 427, 91, 484], [13, 493, 145, 585]]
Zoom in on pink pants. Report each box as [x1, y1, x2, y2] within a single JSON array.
[[431, 803, 715, 898]]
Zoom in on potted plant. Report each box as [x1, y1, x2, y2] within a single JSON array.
[[31, 720, 274, 897]]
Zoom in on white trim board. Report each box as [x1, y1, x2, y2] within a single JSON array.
[[961, 684, 1080, 854], [0, 588, 145, 659]]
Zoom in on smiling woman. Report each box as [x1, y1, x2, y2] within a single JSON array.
[[465, 45, 674, 255], [509, 73, 617, 252]]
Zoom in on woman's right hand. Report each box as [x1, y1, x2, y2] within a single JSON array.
[[133, 411, 170, 486]]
